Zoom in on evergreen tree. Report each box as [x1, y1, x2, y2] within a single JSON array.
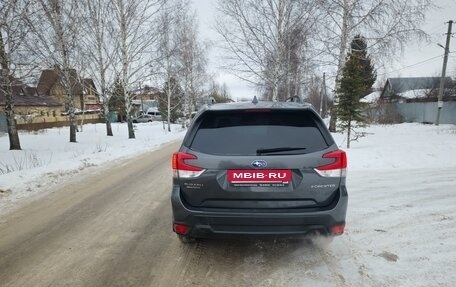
[[336, 35, 376, 148], [109, 77, 127, 123]]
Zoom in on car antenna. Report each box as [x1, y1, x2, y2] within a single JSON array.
[[252, 96, 258, 104]]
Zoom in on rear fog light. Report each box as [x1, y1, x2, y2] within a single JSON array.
[[173, 223, 190, 235], [330, 224, 345, 236]]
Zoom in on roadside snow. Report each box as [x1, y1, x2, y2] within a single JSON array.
[[1, 122, 454, 210], [0, 122, 186, 213], [325, 123, 456, 287], [332, 123, 456, 171]]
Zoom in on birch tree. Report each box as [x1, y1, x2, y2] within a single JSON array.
[[156, 0, 202, 132], [318, 0, 432, 131], [111, 0, 163, 139], [216, 0, 321, 101], [157, 3, 177, 132], [0, 0, 32, 150], [26, 0, 85, 143], [82, 0, 116, 136], [158, 76, 183, 126], [175, 7, 208, 118], [154, 0, 208, 131]]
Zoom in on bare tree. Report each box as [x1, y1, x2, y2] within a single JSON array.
[[111, 0, 163, 139], [317, 0, 433, 131], [26, 0, 86, 143], [156, 2, 178, 132], [0, 0, 33, 150], [156, 0, 205, 132], [81, 0, 117, 136], [175, 5, 209, 118], [215, 0, 321, 101], [304, 75, 330, 116]]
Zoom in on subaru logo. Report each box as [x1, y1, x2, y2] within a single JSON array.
[[251, 160, 267, 168]]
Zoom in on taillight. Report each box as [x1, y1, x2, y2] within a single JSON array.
[[172, 152, 205, 178], [315, 150, 347, 177]]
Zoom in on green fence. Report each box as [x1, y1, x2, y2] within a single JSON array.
[[0, 113, 7, 133]]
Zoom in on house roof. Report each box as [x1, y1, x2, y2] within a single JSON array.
[[386, 77, 453, 94], [82, 78, 99, 95], [1, 72, 60, 107], [1, 84, 61, 107], [398, 89, 431, 99], [36, 69, 60, 96], [361, 91, 381, 104]]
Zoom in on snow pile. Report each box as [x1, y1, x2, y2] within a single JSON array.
[[0, 122, 186, 210]]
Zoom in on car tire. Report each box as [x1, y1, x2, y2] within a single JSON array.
[[177, 234, 196, 244]]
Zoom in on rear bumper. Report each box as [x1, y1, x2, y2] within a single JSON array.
[[171, 186, 348, 238]]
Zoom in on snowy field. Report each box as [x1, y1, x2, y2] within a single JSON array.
[[327, 124, 456, 287], [1, 122, 456, 286], [0, 122, 186, 213]]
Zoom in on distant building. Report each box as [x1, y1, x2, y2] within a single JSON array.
[[36, 67, 101, 111], [130, 86, 161, 115], [380, 77, 454, 103], [377, 77, 456, 124], [0, 74, 62, 117], [1, 68, 103, 131]]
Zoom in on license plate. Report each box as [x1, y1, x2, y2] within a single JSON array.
[[227, 170, 292, 184]]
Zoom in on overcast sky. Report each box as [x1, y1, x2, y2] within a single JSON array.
[[193, 0, 456, 100]]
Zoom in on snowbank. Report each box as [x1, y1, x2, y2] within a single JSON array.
[[332, 123, 456, 171], [0, 122, 186, 211]]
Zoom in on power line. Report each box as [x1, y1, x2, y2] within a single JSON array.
[[377, 54, 445, 77]]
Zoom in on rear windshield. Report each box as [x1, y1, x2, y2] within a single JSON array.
[[188, 110, 329, 156]]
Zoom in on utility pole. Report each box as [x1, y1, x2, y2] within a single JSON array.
[[320, 73, 326, 117], [436, 20, 453, 126]]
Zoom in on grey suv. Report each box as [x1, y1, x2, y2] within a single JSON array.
[[171, 100, 347, 242]]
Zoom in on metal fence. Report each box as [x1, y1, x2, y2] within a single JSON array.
[[396, 102, 456, 124]]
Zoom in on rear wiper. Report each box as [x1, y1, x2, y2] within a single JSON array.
[[256, 147, 307, 155]]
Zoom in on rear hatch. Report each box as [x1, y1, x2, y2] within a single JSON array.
[[174, 109, 345, 210]]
